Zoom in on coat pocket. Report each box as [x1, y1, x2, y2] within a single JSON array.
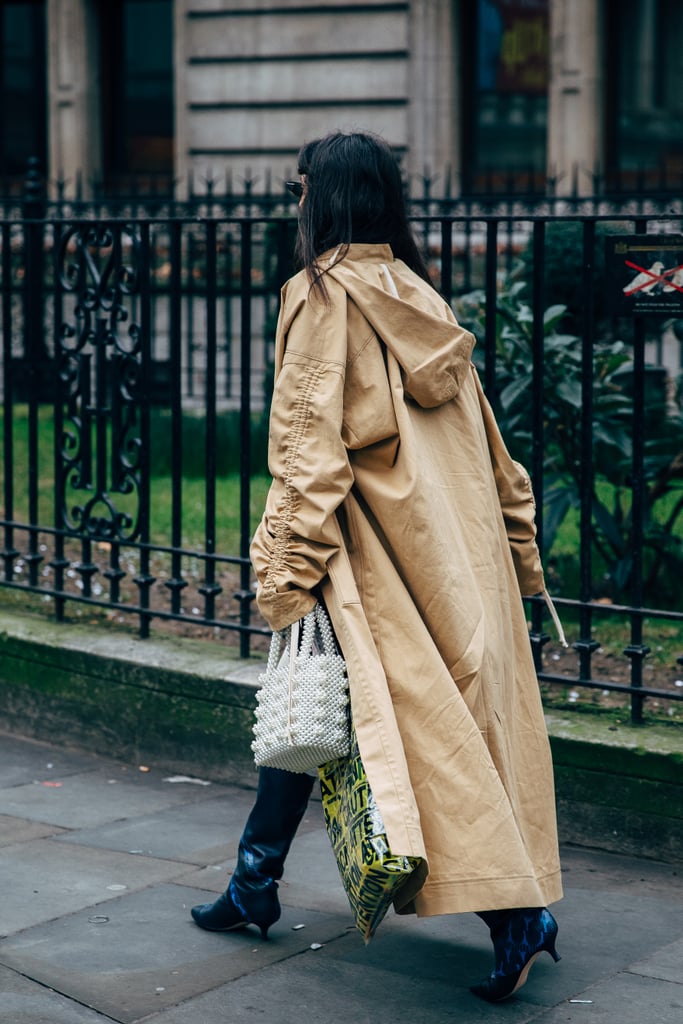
[[327, 548, 361, 606]]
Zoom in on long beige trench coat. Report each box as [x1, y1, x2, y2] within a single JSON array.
[[250, 243, 563, 917]]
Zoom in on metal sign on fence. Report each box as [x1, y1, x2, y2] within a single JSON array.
[[605, 234, 683, 315]]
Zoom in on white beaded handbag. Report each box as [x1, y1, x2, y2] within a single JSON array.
[[251, 602, 350, 773]]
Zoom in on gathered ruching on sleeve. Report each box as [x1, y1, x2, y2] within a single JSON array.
[[250, 293, 354, 631], [265, 362, 323, 582]]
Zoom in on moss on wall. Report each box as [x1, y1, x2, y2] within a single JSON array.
[[0, 610, 681, 858]]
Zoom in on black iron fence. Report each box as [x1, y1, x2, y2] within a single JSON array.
[[1, 201, 682, 724], [4, 157, 683, 223]]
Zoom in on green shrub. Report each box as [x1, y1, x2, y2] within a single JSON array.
[[455, 280, 683, 604], [517, 220, 631, 336]]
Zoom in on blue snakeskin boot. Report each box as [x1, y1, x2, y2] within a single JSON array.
[[471, 907, 561, 1002]]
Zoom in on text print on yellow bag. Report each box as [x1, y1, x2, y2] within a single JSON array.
[[251, 603, 350, 774], [319, 730, 424, 943]]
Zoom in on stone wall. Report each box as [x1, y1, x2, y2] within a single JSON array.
[[175, 0, 415, 192], [1, 609, 681, 860]]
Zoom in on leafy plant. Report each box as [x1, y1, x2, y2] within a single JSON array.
[[455, 279, 683, 603], [516, 220, 631, 338]]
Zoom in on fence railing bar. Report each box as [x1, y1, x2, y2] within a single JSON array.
[[134, 221, 155, 637], [623, 215, 651, 723], [576, 219, 599, 681], [440, 220, 453, 305], [24, 213, 44, 589], [166, 220, 186, 615], [51, 221, 67, 619], [1, 220, 18, 583], [529, 220, 548, 668], [0, 518, 252, 566], [536, 671, 682, 702], [483, 220, 498, 401], [527, 594, 683, 622], [0, 578, 272, 636], [238, 220, 255, 657], [199, 219, 221, 625]]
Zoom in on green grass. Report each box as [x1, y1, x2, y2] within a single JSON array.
[[149, 474, 271, 550], [2, 405, 681, 560], [0, 406, 270, 551], [2, 405, 681, 724], [5, 406, 679, 567]]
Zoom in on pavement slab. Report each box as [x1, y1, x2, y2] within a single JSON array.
[[558, 843, 683, 898], [52, 787, 258, 863], [0, 731, 681, 1024], [0, 838, 194, 937], [0, 965, 108, 1024], [520, 886, 683, 1004], [0, 768, 223, 830], [0, 733, 112, 789], [0, 883, 353, 1024], [135, 918, 549, 1024], [532, 972, 683, 1024], [0, 813, 66, 848], [627, 936, 683, 986]]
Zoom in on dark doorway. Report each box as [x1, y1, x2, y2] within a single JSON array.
[[0, 0, 47, 190], [98, 0, 173, 195], [605, 0, 683, 193]]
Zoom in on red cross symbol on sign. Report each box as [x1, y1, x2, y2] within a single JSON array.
[[623, 259, 683, 296]]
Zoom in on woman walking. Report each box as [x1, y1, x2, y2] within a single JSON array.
[[192, 130, 563, 1003]]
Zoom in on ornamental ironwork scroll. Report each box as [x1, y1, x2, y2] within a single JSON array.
[[55, 223, 147, 542]]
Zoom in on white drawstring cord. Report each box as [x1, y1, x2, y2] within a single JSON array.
[[380, 262, 399, 297], [328, 244, 343, 267], [542, 589, 569, 647]]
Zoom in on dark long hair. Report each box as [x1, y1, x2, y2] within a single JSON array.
[[293, 131, 433, 299]]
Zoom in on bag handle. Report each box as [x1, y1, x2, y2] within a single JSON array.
[[284, 604, 340, 741], [286, 616, 301, 742]]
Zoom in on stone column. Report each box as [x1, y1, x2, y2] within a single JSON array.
[[46, 0, 101, 198], [408, 0, 460, 186], [174, 0, 190, 199], [632, 0, 657, 113], [547, 0, 604, 194]]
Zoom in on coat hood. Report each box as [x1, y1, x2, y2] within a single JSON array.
[[325, 245, 476, 408]]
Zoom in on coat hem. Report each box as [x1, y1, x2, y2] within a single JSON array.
[[397, 870, 564, 918]]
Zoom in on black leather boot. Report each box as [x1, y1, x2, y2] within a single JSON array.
[[191, 767, 315, 938]]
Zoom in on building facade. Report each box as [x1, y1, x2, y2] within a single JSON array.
[[1, 0, 681, 198]]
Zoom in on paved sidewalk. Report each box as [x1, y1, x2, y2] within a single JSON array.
[[0, 731, 681, 1024]]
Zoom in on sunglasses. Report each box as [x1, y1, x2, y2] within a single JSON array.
[[285, 180, 304, 199]]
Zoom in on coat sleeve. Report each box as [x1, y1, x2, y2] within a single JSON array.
[[250, 283, 354, 631], [473, 368, 546, 597]]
